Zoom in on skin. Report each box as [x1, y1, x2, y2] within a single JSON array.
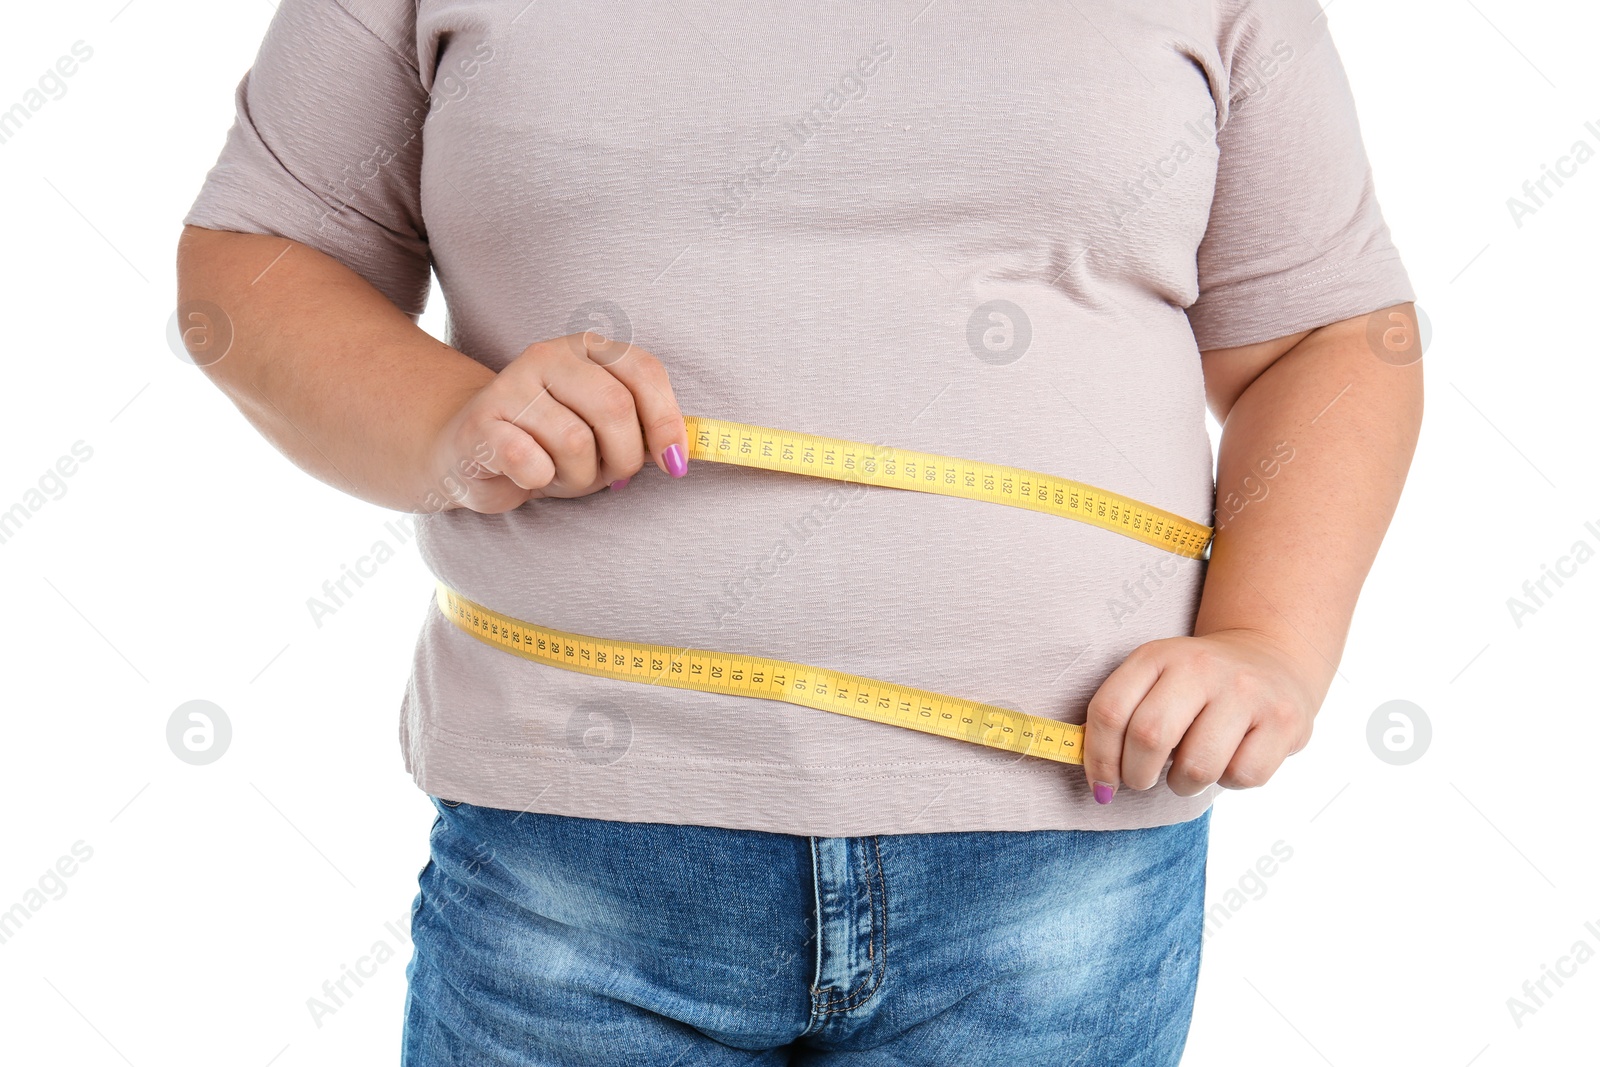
[[174, 226, 690, 515], [176, 225, 1422, 801], [1083, 306, 1424, 801]]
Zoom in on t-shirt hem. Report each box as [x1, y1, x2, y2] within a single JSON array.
[[403, 725, 1221, 837], [1187, 247, 1417, 351]]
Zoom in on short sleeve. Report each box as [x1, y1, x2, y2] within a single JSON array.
[[1185, 0, 1415, 350], [182, 0, 432, 317]]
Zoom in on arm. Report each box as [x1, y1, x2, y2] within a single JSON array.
[[175, 225, 689, 514], [177, 225, 491, 512], [1080, 302, 1424, 801]]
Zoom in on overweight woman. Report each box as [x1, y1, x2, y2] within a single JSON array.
[[176, 1, 1422, 1063]]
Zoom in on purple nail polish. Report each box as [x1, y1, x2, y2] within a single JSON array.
[[609, 477, 630, 492], [663, 443, 687, 478], [1092, 782, 1115, 805]]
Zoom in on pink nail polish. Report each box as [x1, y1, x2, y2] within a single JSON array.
[[663, 443, 687, 478], [609, 477, 630, 491], [1092, 782, 1115, 805]]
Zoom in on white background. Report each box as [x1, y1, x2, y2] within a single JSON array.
[[1, 1, 1596, 1064]]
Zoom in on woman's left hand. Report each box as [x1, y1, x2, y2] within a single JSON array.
[[1080, 629, 1324, 804]]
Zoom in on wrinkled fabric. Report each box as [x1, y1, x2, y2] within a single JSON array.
[[184, 0, 1413, 834]]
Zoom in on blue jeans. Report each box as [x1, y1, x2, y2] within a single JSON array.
[[401, 797, 1211, 1065]]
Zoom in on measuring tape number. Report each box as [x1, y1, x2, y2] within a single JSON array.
[[435, 416, 1214, 765]]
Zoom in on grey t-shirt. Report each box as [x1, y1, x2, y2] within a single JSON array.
[[185, 0, 1414, 835]]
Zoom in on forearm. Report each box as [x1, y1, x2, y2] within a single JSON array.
[[175, 225, 494, 512], [1193, 312, 1424, 701]]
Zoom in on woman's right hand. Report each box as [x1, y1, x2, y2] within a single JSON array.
[[422, 332, 689, 514]]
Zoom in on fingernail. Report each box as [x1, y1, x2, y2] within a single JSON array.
[[663, 443, 687, 478], [1092, 782, 1116, 805], [609, 477, 630, 492]]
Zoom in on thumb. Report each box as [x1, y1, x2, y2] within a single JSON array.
[[1081, 653, 1159, 805]]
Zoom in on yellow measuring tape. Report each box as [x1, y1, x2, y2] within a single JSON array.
[[682, 416, 1211, 558], [435, 417, 1213, 766]]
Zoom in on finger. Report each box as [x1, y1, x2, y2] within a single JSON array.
[[472, 418, 556, 493], [497, 382, 599, 496], [1119, 669, 1206, 791], [425, 419, 541, 515], [491, 350, 605, 493], [575, 334, 689, 478], [1082, 644, 1164, 804], [453, 473, 537, 515], [421, 428, 521, 514], [532, 338, 652, 486], [1165, 700, 1253, 797], [1220, 723, 1296, 790]]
